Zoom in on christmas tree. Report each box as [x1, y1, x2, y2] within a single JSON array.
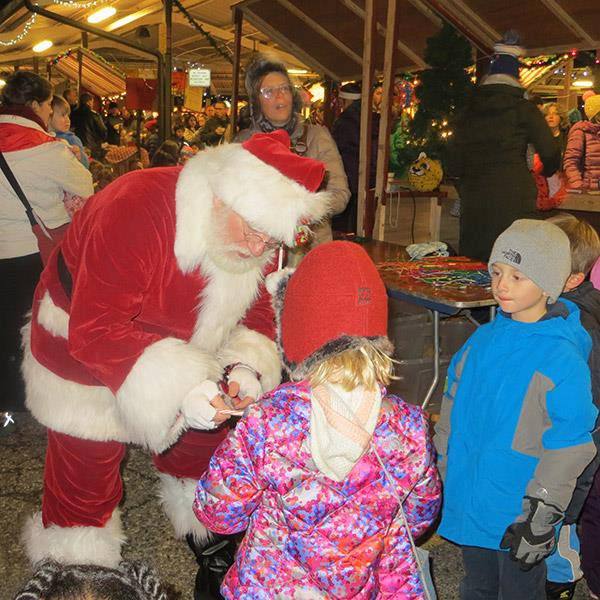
[[391, 21, 473, 177]]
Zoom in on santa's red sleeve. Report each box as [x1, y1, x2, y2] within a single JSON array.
[[65, 185, 220, 452]]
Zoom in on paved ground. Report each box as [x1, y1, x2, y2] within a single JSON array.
[[0, 412, 593, 600]]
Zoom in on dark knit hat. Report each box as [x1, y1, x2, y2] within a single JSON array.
[[488, 30, 526, 80], [339, 82, 361, 100], [488, 219, 571, 304], [267, 241, 392, 380]]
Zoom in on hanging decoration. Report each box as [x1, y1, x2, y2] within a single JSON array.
[[0, 14, 37, 47], [171, 0, 233, 65], [51, 0, 110, 8]]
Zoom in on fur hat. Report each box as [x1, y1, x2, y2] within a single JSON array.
[[244, 54, 302, 121], [584, 94, 600, 121], [267, 241, 392, 380], [488, 30, 526, 79], [174, 130, 331, 271], [488, 219, 571, 304]]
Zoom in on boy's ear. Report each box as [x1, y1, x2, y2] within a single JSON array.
[[564, 272, 585, 292]]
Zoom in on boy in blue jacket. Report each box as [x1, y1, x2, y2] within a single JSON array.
[[434, 219, 598, 600]]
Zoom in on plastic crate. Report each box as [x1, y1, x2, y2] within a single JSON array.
[[439, 317, 476, 357], [387, 357, 450, 415], [388, 296, 431, 320]]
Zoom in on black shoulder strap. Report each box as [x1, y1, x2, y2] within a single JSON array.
[[0, 149, 36, 227]]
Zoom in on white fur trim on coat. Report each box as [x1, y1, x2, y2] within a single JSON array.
[[157, 473, 211, 544], [23, 510, 125, 568], [116, 338, 223, 453], [174, 142, 332, 272], [218, 325, 281, 394], [37, 291, 69, 338]]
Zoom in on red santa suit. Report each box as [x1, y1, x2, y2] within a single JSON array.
[[21, 131, 331, 567]]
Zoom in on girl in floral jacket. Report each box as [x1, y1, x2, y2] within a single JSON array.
[[194, 241, 442, 599]]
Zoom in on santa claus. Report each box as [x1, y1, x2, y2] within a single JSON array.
[[21, 130, 330, 590]]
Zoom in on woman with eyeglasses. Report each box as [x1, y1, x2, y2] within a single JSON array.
[[237, 55, 350, 255]]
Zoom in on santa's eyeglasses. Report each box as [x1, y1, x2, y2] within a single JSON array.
[[259, 84, 293, 100], [242, 222, 281, 250]]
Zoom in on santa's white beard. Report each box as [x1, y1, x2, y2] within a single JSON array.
[[203, 211, 275, 274]]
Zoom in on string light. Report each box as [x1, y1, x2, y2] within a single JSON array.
[[0, 13, 37, 47], [52, 0, 110, 8]]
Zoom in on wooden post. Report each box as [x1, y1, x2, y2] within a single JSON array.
[[322, 80, 334, 130], [230, 7, 243, 136], [158, 0, 173, 143], [81, 31, 88, 49], [374, 0, 400, 241], [77, 48, 83, 96], [357, 0, 377, 238], [32, 56, 39, 74]]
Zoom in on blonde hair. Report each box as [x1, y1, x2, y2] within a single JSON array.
[[51, 94, 70, 114], [547, 213, 600, 275], [309, 341, 395, 392]]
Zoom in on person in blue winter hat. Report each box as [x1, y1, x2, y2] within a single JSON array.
[[434, 219, 598, 599]]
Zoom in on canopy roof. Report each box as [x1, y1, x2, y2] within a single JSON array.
[[235, 0, 600, 80], [1, 0, 599, 89]]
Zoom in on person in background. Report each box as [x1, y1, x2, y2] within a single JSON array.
[[49, 95, 89, 168], [151, 139, 181, 167], [184, 112, 202, 144], [14, 560, 168, 600], [564, 94, 600, 192], [331, 82, 380, 234], [446, 31, 560, 260], [237, 54, 349, 251], [534, 102, 569, 211], [172, 123, 187, 153], [62, 88, 78, 114], [434, 219, 597, 600], [205, 104, 215, 119], [544, 213, 600, 600], [144, 118, 161, 159], [104, 102, 123, 146], [194, 240, 441, 599], [199, 100, 229, 146], [70, 92, 107, 160], [0, 72, 93, 413]]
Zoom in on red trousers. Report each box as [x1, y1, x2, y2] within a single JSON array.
[[43, 426, 229, 528]]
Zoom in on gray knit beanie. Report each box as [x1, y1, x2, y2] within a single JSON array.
[[488, 219, 571, 304]]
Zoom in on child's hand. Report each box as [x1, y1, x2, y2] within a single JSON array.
[[227, 366, 261, 409]]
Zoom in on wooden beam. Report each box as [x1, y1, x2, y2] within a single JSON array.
[[241, 8, 340, 80], [357, 0, 377, 238], [339, 0, 427, 69], [529, 41, 600, 55], [538, 0, 595, 46], [406, 0, 443, 27], [274, 0, 362, 65], [374, 0, 400, 240], [444, 0, 500, 44]]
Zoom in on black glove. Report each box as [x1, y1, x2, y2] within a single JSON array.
[[500, 496, 563, 571]]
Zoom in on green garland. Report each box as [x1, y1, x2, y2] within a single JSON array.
[[171, 0, 233, 65]]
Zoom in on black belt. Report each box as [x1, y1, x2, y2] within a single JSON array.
[[56, 248, 73, 300]]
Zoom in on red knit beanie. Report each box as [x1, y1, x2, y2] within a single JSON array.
[[275, 241, 390, 378]]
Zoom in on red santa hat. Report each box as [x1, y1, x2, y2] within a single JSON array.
[[266, 241, 392, 380], [174, 130, 332, 271]]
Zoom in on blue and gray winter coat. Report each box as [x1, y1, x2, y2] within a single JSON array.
[[434, 299, 598, 550]]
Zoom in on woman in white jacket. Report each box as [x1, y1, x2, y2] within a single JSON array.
[[0, 71, 94, 413]]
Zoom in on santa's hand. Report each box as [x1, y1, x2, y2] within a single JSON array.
[[182, 381, 230, 430], [227, 366, 262, 410]]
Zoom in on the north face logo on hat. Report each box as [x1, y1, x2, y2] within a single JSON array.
[[501, 249, 522, 264], [357, 287, 371, 304]]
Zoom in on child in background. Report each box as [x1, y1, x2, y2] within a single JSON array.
[[434, 219, 597, 600], [49, 95, 89, 169], [544, 213, 600, 600], [194, 241, 441, 599], [49, 95, 90, 216], [15, 560, 168, 600]]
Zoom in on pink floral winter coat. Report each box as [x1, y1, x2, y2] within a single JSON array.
[[194, 381, 442, 599]]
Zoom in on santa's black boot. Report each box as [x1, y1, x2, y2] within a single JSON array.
[[186, 533, 236, 600]]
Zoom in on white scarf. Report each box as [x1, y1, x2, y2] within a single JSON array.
[[310, 383, 382, 482]]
